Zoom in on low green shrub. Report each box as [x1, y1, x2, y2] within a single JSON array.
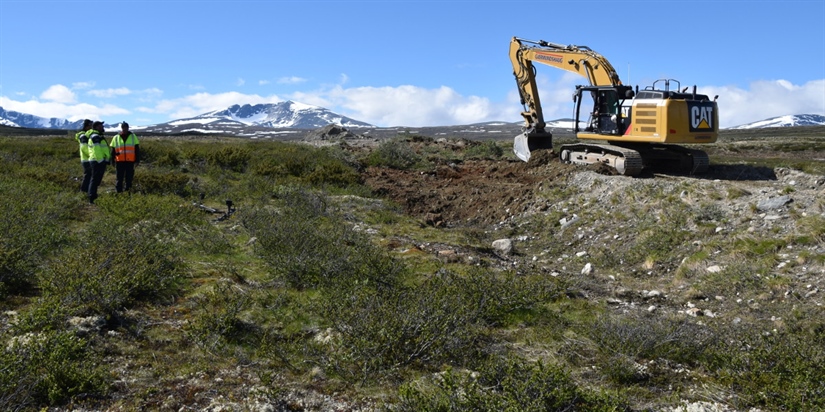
[[464, 140, 504, 160], [141, 143, 182, 168], [130, 169, 192, 196], [207, 145, 251, 173], [364, 138, 422, 170], [35, 220, 184, 320], [0, 180, 74, 295], [397, 355, 627, 411], [96, 192, 205, 227], [185, 280, 256, 353], [319, 272, 488, 381], [715, 328, 825, 410], [305, 162, 361, 188], [250, 143, 361, 188], [583, 314, 717, 385], [0, 330, 107, 408], [241, 188, 405, 290], [460, 268, 561, 326]]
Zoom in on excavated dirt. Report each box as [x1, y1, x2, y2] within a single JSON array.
[[356, 136, 824, 230], [362, 149, 572, 227]]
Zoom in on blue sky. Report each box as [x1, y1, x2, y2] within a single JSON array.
[[1, 0, 823, 128]]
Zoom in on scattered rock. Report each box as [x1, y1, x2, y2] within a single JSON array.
[[756, 195, 793, 212], [706, 265, 723, 273], [492, 239, 513, 256], [560, 215, 580, 230], [68, 316, 106, 336], [426, 212, 445, 227], [303, 124, 365, 142], [645, 290, 664, 299]]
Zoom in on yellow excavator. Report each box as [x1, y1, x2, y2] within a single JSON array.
[[509, 37, 718, 175]]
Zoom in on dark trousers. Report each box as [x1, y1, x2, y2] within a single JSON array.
[[80, 161, 92, 192], [115, 162, 136, 193], [88, 161, 107, 203]]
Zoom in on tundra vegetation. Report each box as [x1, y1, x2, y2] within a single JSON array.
[[0, 126, 824, 411]]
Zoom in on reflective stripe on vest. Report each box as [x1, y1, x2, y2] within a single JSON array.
[[114, 146, 136, 162]]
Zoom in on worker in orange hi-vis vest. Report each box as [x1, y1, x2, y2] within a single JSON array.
[[110, 121, 141, 193]]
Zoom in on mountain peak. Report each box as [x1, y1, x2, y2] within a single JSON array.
[[729, 114, 825, 129], [187, 101, 371, 130]]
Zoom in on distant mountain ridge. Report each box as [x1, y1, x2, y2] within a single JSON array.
[[1, 104, 823, 133], [0, 107, 86, 129], [169, 101, 373, 130]]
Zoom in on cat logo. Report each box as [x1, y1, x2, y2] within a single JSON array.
[[688, 102, 715, 132]]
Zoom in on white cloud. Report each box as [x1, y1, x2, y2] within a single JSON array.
[[259, 80, 271, 85], [283, 73, 581, 127], [0, 95, 129, 121], [72, 82, 95, 90], [88, 87, 131, 98], [277, 76, 307, 85], [149, 91, 282, 120], [40, 85, 76, 104], [290, 84, 499, 127], [236, 78, 246, 87], [705, 79, 825, 128], [139, 88, 164, 98]]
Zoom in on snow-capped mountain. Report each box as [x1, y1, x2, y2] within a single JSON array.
[[164, 101, 372, 130], [0, 107, 86, 129], [729, 114, 825, 129]]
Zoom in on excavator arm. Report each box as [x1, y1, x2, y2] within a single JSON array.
[[509, 37, 623, 133]]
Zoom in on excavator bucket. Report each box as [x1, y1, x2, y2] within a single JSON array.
[[513, 131, 553, 162]]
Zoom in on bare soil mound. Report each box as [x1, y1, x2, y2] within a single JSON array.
[[362, 153, 577, 227]]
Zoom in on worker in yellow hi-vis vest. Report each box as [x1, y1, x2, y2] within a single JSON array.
[[110, 121, 140, 193], [86, 121, 111, 204], [74, 119, 94, 193]]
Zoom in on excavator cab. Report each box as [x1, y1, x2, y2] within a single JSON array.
[[573, 85, 634, 136]]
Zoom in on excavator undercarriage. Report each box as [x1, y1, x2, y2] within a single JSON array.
[[558, 142, 709, 176]]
